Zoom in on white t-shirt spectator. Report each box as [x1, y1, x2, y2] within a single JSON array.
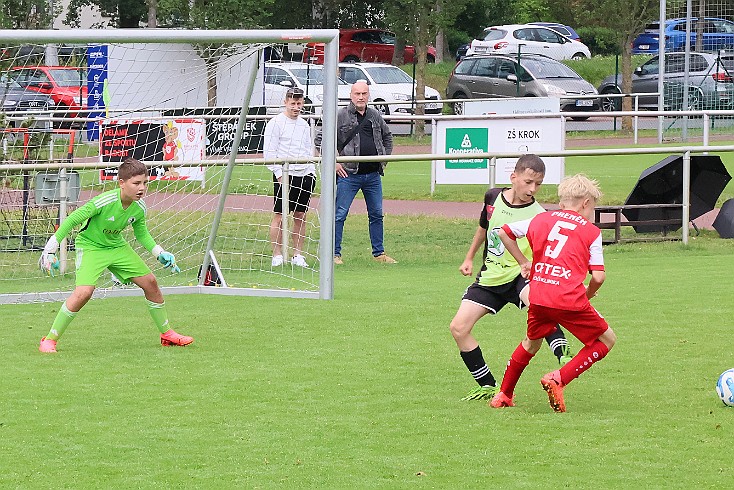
[[263, 113, 315, 178]]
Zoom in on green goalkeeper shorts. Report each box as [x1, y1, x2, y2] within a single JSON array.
[[75, 244, 151, 286]]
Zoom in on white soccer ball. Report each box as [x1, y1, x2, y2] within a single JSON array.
[[716, 369, 734, 407]]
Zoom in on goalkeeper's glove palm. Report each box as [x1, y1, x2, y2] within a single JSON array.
[[40, 235, 61, 277], [157, 251, 180, 274]]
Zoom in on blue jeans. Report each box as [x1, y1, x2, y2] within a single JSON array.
[[334, 172, 384, 257]]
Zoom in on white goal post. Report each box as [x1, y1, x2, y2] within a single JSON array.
[[0, 29, 339, 303]]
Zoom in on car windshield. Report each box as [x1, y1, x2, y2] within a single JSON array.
[[522, 59, 580, 79], [481, 29, 507, 41], [364, 66, 413, 84], [48, 68, 86, 87], [643, 22, 660, 32], [289, 68, 346, 85], [0, 74, 21, 89]]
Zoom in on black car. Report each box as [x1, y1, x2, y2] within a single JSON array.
[[0, 75, 54, 119]]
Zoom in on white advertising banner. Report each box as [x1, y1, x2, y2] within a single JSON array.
[[433, 98, 564, 186]]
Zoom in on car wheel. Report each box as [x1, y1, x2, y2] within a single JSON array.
[[343, 55, 359, 63], [571, 52, 586, 60], [373, 100, 390, 116], [600, 88, 621, 112], [427, 54, 435, 63], [451, 93, 466, 115]]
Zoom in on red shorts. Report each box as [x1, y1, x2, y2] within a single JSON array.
[[527, 303, 609, 347]]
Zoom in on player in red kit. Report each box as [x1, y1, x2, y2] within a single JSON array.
[[489, 174, 617, 412]]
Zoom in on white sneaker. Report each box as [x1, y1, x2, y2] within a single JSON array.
[[291, 254, 308, 268], [271, 255, 284, 267]]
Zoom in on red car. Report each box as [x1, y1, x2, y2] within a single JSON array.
[[8, 66, 87, 127], [305, 29, 437, 65]]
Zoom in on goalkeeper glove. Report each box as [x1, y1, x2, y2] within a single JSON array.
[[157, 250, 180, 274], [39, 235, 61, 277]]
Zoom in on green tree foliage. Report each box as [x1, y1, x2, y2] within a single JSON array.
[[64, 0, 147, 27], [1, 0, 55, 28]]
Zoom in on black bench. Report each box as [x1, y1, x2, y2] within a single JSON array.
[[593, 204, 684, 244]]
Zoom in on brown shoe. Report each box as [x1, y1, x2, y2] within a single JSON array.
[[373, 253, 397, 264], [333, 255, 343, 265]]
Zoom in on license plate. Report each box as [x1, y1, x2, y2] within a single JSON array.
[[576, 99, 594, 107], [639, 44, 649, 50], [426, 103, 441, 109]]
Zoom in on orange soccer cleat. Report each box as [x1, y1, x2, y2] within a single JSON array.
[[160, 329, 194, 347], [489, 391, 515, 408], [541, 370, 566, 413], [39, 337, 57, 353]]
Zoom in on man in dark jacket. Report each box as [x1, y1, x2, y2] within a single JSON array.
[[317, 80, 396, 265]]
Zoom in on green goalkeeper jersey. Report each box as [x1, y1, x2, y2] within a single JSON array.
[[54, 189, 157, 252], [477, 188, 545, 287]]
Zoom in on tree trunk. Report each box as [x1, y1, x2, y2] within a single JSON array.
[[206, 59, 217, 107], [147, 0, 157, 28], [392, 36, 406, 66], [435, 30, 449, 63], [695, 0, 705, 52]]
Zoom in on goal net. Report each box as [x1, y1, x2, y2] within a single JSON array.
[[0, 29, 339, 304]]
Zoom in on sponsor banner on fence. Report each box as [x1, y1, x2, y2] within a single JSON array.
[[99, 118, 206, 182], [433, 98, 563, 185], [163, 107, 266, 155]]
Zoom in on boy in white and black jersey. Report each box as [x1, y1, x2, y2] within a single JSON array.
[[448, 154, 572, 401], [264, 87, 317, 268]]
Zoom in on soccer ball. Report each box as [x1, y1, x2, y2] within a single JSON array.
[[716, 369, 734, 407]]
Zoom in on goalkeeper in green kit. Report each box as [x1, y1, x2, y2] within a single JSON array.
[[38, 157, 194, 353]]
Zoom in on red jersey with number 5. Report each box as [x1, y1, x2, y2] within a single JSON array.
[[502, 210, 604, 311]]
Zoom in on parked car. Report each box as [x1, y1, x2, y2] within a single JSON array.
[[446, 54, 599, 120], [337, 62, 442, 116], [456, 43, 471, 61], [597, 52, 734, 111], [632, 17, 734, 55], [8, 65, 86, 128], [305, 29, 437, 65], [0, 74, 54, 124], [527, 22, 581, 41], [467, 25, 591, 61], [261, 62, 352, 114]]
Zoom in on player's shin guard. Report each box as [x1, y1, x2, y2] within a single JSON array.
[[146, 300, 170, 334], [500, 344, 535, 396], [46, 301, 77, 341], [559, 340, 610, 385]]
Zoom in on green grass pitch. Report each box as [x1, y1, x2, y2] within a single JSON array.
[[1, 215, 732, 488]]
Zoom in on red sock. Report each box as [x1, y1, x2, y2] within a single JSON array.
[[500, 344, 535, 396], [559, 340, 610, 385]]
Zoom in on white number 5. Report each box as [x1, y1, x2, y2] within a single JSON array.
[[545, 221, 577, 258]]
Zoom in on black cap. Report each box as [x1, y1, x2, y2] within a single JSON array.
[[286, 87, 305, 98]]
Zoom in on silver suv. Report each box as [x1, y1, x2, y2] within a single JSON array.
[[597, 52, 734, 111], [446, 54, 599, 120]]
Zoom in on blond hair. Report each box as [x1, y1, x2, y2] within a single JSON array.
[[558, 174, 602, 204]]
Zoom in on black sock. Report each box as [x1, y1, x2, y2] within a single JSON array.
[[545, 326, 569, 359], [460, 346, 496, 387]]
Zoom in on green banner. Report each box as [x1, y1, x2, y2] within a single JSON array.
[[444, 127, 488, 169]]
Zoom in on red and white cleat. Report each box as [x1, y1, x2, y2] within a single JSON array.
[[160, 329, 194, 347], [39, 337, 57, 353]]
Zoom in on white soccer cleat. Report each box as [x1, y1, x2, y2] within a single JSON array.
[[291, 254, 308, 268]]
